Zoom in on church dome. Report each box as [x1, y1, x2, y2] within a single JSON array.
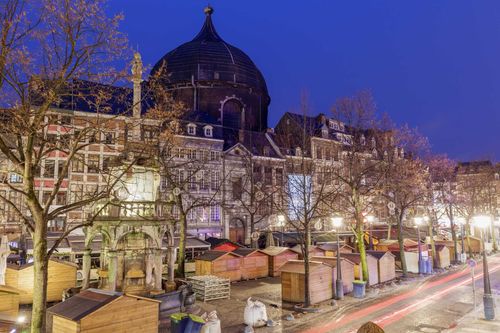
[[150, 7, 270, 131], [151, 7, 269, 97]]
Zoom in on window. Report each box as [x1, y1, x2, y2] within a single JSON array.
[[210, 171, 220, 190], [210, 151, 220, 161], [187, 124, 196, 135], [316, 148, 322, 159], [204, 126, 213, 137], [42, 191, 52, 205], [70, 184, 84, 202], [265, 167, 273, 185], [188, 170, 197, 190], [44, 160, 55, 178], [102, 156, 111, 171], [295, 147, 302, 157], [57, 161, 67, 179], [61, 115, 72, 125], [8, 173, 22, 183], [329, 120, 339, 130], [200, 171, 209, 191], [210, 205, 220, 222], [232, 178, 242, 200], [87, 155, 100, 173], [104, 132, 115, 144], [275, 168, 283, 186], [56, 192, 67, 205], [72, 155, 85, 173], [253, 165, 262, 182], [360, 135, 366, 146], [322, 128, 328, 138]]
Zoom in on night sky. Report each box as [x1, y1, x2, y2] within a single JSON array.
[[108, 1, 500, 162]]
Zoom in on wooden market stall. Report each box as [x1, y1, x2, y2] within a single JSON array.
[[434, 245, 451, 268], [194, 250, 242, 281], [366, 251, 396, 283], [279, 260, 333, 304], [0, 285, 20, 317], [311, 256, 355, 294], [317, 243, 354, 257], [465, 236, 482, 254], [340, 253, 379, 286], [434, 240, 461, 261], [205, 237, 241, 252], [5, 259, 77, 304], [290, 245, 326, 259], [260, 246, 299, 277], [375, 239, 418, 252], [232, 248, 269, 280], [48, 288, 160, 333]]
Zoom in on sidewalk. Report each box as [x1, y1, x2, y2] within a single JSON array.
[[443, 294, 500, 332]]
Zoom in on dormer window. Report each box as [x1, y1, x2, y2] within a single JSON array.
[[321, 126, 328, 138], [204, 126, 213, 137], [360, 135, 366, 145], [371, 137, 376, 148], [295, 147, 302, 157], [187, 123, 196, 136], [329, 120, 339, 130], [339, 123, 345, 132]]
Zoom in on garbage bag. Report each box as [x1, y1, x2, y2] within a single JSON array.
[[201, 311, 221, 333], [243, 297, 268, 327]]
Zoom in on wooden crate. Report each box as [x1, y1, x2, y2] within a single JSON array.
[[188, 275, 231, 302]]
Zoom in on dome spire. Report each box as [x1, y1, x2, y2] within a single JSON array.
[[194, 5, 221, 41], [204, 5, 214, 16]]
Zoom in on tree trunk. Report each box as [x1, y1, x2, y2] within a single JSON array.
[[397, 219, 407, 277], [31, 217, 49, 333], [466, 221, 472, 259], [387, 223, 392, 240], [250, 215, 257, 248], [176, 212, 187, 278], [490, 220, 498, 252], [449, 208, 459, 263], [356, 218, 369, 283], [165, 223, 176, 284], [428, 222, 437, 268], [303, 225, 311, 307]]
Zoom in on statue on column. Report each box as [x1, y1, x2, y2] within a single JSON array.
[[0, 234, 10, 285]]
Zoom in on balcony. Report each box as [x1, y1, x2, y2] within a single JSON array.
[[95, 201, 160, 219]]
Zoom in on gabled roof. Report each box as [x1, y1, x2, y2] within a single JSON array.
[[311, 256, 356, 267], [279, 260, 330, 274], [232, 248, 266, 257], [260, 246, 296, 256], [289, 244, 326, 254], [318, 243, 354, 252], [48, 289, 121, 321], [195, 250, 241, 261], [366, 250, 395, 260], [205, 237, 242, 249], [0, 285, 20, 294], [7, 258, 78, 270], [340, 252, 376, 264]]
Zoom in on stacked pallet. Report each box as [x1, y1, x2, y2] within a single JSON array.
[[188, 275, 231, 302]]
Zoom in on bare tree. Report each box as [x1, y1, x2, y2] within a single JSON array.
[[330, 90, 388, 284]]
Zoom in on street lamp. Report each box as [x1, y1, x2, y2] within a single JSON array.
[[414, 217, 424, 274], [456, 217, 466, 263], [331, 215, 344, 300], [365, 215, 375, 250], [277, 214, 285, 246], [473, 215, 495, 320]]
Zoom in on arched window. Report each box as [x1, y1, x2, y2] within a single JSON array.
[[222, 99, 243, 129]]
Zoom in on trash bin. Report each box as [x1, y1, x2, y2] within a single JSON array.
[[170, 313, 189, 333], [425, 259, 433, 274], [185, 314, 205, 333], [353, 280, 366, 298]]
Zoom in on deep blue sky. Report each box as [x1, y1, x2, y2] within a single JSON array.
[[109, 1, 500, 162]]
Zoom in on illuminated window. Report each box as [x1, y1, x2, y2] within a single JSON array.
[[204, 126, 213, 137], [187, 124, 196, 135]]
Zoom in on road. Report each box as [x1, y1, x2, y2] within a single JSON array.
[[296, 254, 500, 333]]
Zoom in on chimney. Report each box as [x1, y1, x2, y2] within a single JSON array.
[[266, 128, 275, 134], [131, 52, 143, 140]]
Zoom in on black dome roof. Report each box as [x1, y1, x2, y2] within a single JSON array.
[[151, 7, 269, 98]]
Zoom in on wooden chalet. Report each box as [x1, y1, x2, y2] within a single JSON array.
[[260, 246, 299, 277], [232, 248, 269, 280], [5, 259, 77, 304], [466, 236, 482, 254], [279, 260, 333, 304], [433, 245, 451, 268], [434, 240, 461, 261], [366, 251, 396, 283], [311, 256, 355, 294], [205, 237, 241, 252], [48, 289, 160, 333], [194, 250, 242, 281], [0, 285, 20, 317], [289, 245, 326, 259], [340, 253, 379, 286], [318, 243, 354, 257]]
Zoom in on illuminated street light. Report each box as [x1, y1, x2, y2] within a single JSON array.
[[473, 215, 495, 320], [365, 215, 375, 250], [331, 215, 344, 300], [414, 217, 424, 274]]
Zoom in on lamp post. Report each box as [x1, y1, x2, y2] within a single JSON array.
[[414, 217, 424, 274], [473, 215, 495, 320], [332, 216, 344, 300], [277, 214, 285, 246], [456, 217, 466, 263]]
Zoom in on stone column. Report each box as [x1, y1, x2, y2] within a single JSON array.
[[154, 249, 163, 291], [107, 250, 118, 291], [81, 248, 92, 289]]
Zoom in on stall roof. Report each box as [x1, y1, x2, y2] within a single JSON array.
[[318, 243, 354, 252], [7, 258, 78, 270], [232, 248, 265, 257], [260, 246, 295, 256], [279, 260, 328, 274], [195, 250, 241, 262], [289, 244, 325, 254], [366, 250, 395, 260]]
